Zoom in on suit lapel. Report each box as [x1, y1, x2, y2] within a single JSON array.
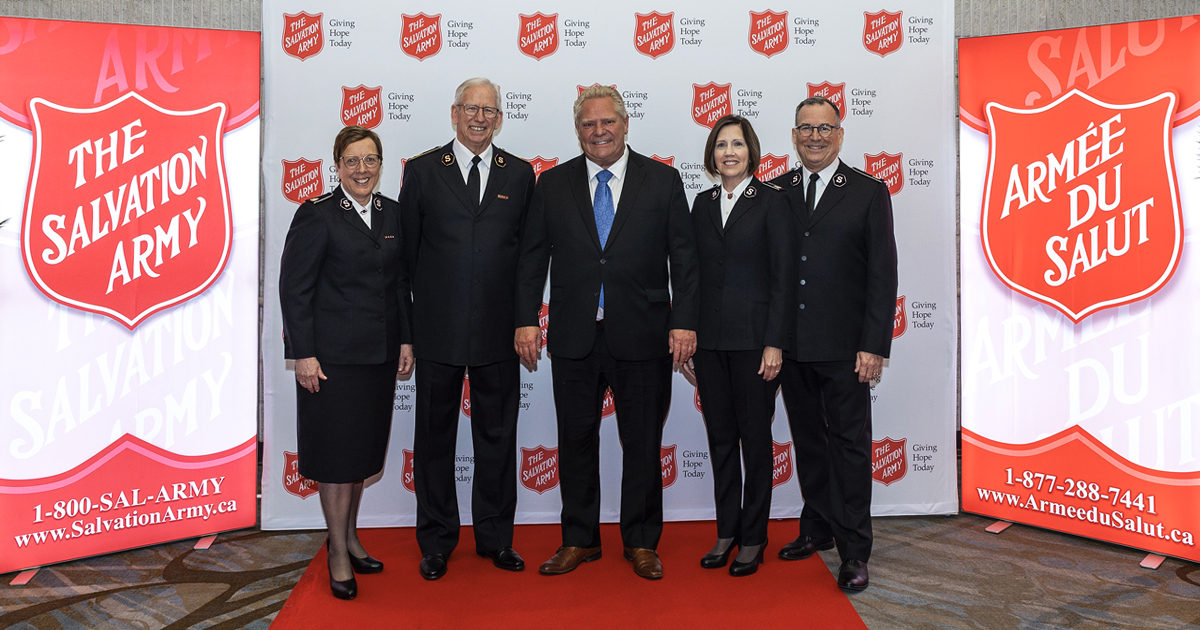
[[336, 186, 376, 240], [570, 158, 603, 252], [477, 150, 507, 215], [606, 151, 645, 250], [432, 142, 476, 212], [706, 191, 724, 238], [784, 170, 810, 228], [370, 194, 384, 240], [810, 163, 850, 226], [723, 178, 760, 233]]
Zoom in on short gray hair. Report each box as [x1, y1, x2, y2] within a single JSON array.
[[795, 96, 840, 122], [453, 77, 503, 110], [573, 85, 627, 124]]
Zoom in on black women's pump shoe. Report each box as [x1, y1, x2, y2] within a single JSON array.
[[327, 556, 358, 600], [348, 552, 384, 574], [700, 538, 739, 569], [729, 542, 765, 577]]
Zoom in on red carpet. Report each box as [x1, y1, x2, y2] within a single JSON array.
[[272, 520, 866, 629]]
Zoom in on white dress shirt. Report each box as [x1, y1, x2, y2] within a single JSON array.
[[802, 157, 842, 210], [453, 139, 493, 204], [585, 146, 630, 319], [719, 177, 752, 227]]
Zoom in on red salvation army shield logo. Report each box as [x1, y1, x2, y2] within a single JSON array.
[[863, 10, 903, 58], [893, 295, 907, 338], [281, 158, 324, 204], [756, 153, 789, 181], [530, 157, 558, 183], [602, 386, 616, 418], [865, 151, 903, 196], [22, 92, 230, 329], [661, 444, 678, 489], [634, 12, 674, 59], [341, 85, 382, 129], [282, 12, 323, 61], [519, 13, 558, 60], [772, 441, 794, 488], [283, 451, 318, 499], [872, 437, 907, 485], [692, 82, 732, 129], [749, 10, 789, 58], [981, 90, 1181, 323], [693, 387, 702, 414], [401, 13, 441, 60], [520, 446, 559, 494], [651, 155, 675, 167], [538, 301, 550, 342], [461, 372, 471, 417], [401, 449, 415, 493], [808, 82, 847, 121], [578, 83, 618, 96]]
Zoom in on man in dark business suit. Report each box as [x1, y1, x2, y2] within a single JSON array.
[[770, 96, 898, 591], [514, 85, 699, 580], [399, 77, 536, 580]]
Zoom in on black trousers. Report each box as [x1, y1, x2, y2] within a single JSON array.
[[779, 358, 873, 562], [550, 324, 672, 550], [692, 349, 776, 546], [413, 358, 520, 556]]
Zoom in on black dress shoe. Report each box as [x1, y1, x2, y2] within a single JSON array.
[[729, 542, 765, 577], [778, 535, 835, 561], [837, 558, 869, 591], [419, 553, 448, 580], [348, 552, 384, 574], [327, 556, 357, 600], [699, 538, 738, 569], [477, 546, 525, 571]]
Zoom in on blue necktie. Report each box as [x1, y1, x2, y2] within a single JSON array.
[[594, 169, 615, 308]]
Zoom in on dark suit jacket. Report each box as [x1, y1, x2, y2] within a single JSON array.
[[399, 142, 536, 366], [516, 150, 699, 361], [691, 178, 795, 352], [280, 186, 411, 364], [770, 161, 897, 362]]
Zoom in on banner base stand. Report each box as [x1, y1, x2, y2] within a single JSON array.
[[194, 535, 218, 550], [984, 520, 1013, 534], [10, 569, 38, 586], [1140, 554, 1166, 570]]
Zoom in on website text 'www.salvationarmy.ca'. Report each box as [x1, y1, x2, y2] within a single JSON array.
[[975, 468, 1195, 549], [13, 476, 236, 549]]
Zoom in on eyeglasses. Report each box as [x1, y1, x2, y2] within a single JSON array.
[[341, 155, 381, 169], [794, 123, 840, 138], [458, 104, 501, 120]]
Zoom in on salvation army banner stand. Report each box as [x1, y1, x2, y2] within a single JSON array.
[[0, 19, 261, 574], [960, 17, 1200, 563]]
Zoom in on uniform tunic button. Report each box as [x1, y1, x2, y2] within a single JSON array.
[[474, 248, 481, 253], [799, 304, 806, 310], [804, 231, 810, 236], [600, 258, 606, 264], [800, 280, 806, 285], [801, 255, 807, 261]]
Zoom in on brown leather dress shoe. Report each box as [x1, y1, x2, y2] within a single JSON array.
[[623, 547, 663, 580], [538, 546, 602, 575], [837, 558, 869, 591]]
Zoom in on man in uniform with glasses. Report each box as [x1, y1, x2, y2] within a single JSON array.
[[769, 95, 898, 592], [399, 77, 536, 580]]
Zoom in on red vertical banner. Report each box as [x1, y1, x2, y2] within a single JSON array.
[[0, 19, 260, 573], [960, 17, 1199, 562]]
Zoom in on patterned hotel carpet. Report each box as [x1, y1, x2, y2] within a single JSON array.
[[1, 515, 1198, 629]]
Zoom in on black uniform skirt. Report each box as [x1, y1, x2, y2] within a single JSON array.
[[296, 361, 397, 483]]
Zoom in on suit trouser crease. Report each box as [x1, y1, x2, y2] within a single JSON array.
[[780, 358, 873, 561], [692, 349, 775, 546], [551, 325, 671, 550], [413, 358, 520, 556]]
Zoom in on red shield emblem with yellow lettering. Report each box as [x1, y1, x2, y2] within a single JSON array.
[[518, 13, 558, 60], [893, 295, 907, 338], [461, 372, 471, 417], [872, 437, 907, 486], [807, 82, 847, 121], [865, 151, 903, 196], [401, 13, 441, 60], [520, 445, 559, 494], [661, 444, 678, 489], [693, 387, 703, 414], [22, 92, 231, 329], [340, 85, 381, 129], [863, 10, 903, 57], [281, 158, 324, 204], [772, 441, 794, 488], [283, 451, 319, 499], [401, 449, 415, 493], [530, 157, 558, 183], [749, 10, 789, 58], [651, 155, 675, 167], [692, 82, 731, 129], [981, 90, 1181, 323], [756, 153, 790, 181], [634, 12, 674, 59], [282, 12, 324, 61], [601, 386, 616, 418]]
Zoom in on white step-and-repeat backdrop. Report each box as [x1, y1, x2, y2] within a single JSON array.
[[260, 0, 958, 529]]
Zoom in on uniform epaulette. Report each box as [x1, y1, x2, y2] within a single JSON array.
[[850, 166, 881, 182], [700, 184, 720, 199], [494, 147, 529, 164], [760, 180, 782, 191], [408, 146, 442, 161], [307, 191, 334, 203]]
